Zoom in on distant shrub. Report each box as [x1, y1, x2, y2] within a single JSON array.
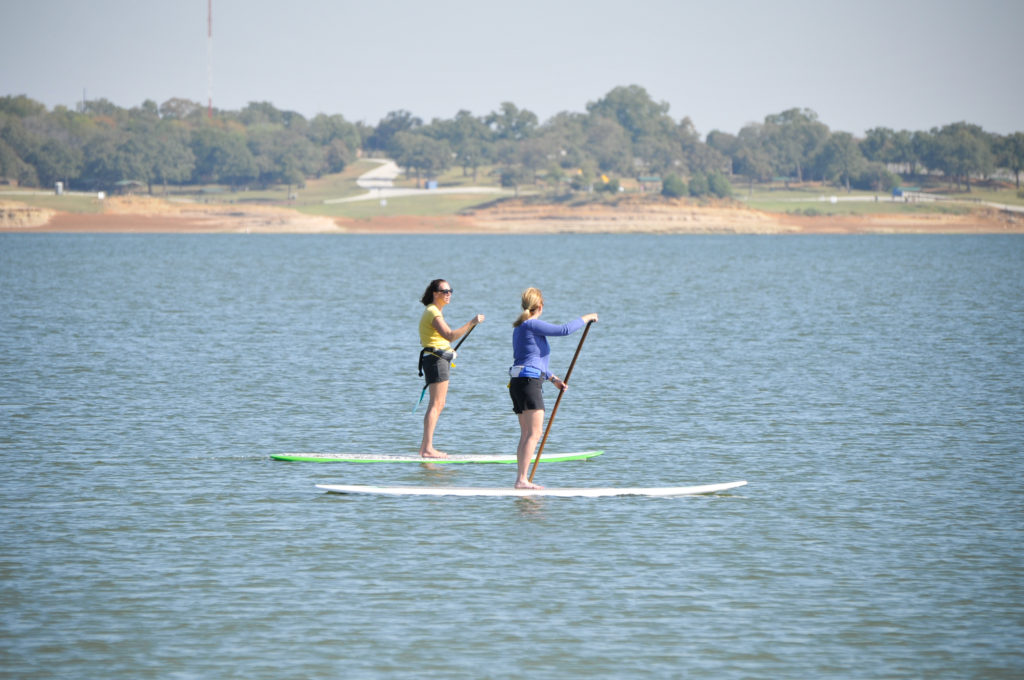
[[707, 171, 733, 198], [688, 172, 710, 197], [596, 177, 620, 193], [499, 168, 520, 188], [853, 162, 901, 192], [661, 174, 687, 198]]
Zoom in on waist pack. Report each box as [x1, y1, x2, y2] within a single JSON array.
[[509, 365, 542, 378], [418, 347, 456, 377]]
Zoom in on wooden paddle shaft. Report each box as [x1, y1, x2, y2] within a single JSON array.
[[528, 320, 594, 481]]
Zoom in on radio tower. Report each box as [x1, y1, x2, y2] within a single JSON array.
[[207, 0, 213, 118]]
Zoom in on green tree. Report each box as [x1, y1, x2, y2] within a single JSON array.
[[816, 132, 865, 192], [911, 129, 942, 178], [544, 163, 567, 195], [707, 171, 733, 198], [888, 129, 916, 176], [367, 110, 422, 155], [732, 146, 772, 196], [323, 138, 352, 175], [190, 125, 258, 187], [586, 85, 670, 141], [518, 137, 549, 184], [309, 114, 360, 151], [237, 101, 295, 127], [928, 122, 994, 191], [0, 95, 47, 118], [486, 102, 538, 141], [149, 121, 195, 192], [861, 127, 896, 162], [80, 98, 128, 124], [0, 136, 37, 185], [539, 111, 588, 169], [569, 160, 597, 192], [854, 162, 901, 192], [584, 116, 632, 175], [761, 108, 829, 183], [688, 172, 709, 197], [661, 174, 686, 198], [585, 85, 712, 176], [247, 124, 320, 190], [595, 176, 620, 193], [29, 137, 84, 188], [78, 127, 148, 190], [706, 129, 739, 161], [159, 98, 204, 121], [393, 131, 451, 186], [449, 110, 492, 182], [995, 132, 1024, 189]]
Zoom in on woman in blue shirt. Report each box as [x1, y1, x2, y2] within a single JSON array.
[[509, 287, 597, 488]]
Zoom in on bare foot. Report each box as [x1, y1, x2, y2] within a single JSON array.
[[420, 449, 449, 459], [515, 480, 544, 489]]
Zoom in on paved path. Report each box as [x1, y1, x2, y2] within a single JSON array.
[[324, 159, 512, 204]]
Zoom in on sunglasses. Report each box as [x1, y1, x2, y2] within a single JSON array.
[[436, 288, 453, 295]]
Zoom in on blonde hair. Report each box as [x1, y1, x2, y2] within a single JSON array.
[[513, 287, 543, 327]]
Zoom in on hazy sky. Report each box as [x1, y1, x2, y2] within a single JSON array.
[[2, 0, 1020, 136]]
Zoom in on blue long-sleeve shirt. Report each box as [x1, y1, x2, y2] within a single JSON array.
[[511, 317, 585, 379]]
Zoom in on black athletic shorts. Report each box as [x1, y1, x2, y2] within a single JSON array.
[[421, 352, 450, 384], [509, 377, 545, 413]]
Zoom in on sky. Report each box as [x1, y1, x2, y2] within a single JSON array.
[[2, 0, 1021, 137]]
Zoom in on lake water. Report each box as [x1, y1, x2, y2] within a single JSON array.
[[1, 233, 1022, 679]]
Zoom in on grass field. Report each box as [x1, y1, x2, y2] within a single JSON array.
[[4, 166, 1020, 220], [0, 191, 105, 213], [739, 181, 1024, 216]]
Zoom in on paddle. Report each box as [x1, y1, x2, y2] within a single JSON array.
[[413, 322, 477, 412], [528, 319, 594, 482]]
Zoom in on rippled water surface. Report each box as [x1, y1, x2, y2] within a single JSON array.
[[2, 233, 1022, 678]]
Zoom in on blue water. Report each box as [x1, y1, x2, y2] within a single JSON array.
[[1, 233, 1022, 678]]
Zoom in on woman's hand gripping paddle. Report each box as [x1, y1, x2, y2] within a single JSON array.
[[413, 323, 477, 413], [528, 320, 594, 481]]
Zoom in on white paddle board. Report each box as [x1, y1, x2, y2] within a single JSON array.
[[316, 480, 747, 498], [273, 450, 603, 464]]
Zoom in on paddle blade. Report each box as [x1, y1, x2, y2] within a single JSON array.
[[412, 386, 427, 413]]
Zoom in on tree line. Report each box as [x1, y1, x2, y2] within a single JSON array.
[[1, 85, 1022, 196]]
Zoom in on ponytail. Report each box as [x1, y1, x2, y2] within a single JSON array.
[[513, 287, 543, 327]]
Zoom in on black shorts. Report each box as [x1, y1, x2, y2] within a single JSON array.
[[421, 352, 450, 384], [509, 377, 545, 414]]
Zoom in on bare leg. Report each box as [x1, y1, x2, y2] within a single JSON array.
[[515, 409, 545, 489], [419, 380, 449, 458]]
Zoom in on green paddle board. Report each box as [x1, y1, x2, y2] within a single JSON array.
[[271, 450, 604, 464]]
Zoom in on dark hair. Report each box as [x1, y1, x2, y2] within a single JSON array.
[[420, 279, 448, 306]]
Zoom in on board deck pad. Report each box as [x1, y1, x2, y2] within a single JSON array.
[[316, 480, 747, 498], [273, 450, 604, 464]]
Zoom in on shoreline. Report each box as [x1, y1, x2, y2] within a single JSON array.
[[2, 196, 1022, 234]]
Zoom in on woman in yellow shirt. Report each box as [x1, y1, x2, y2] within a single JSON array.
[[418, 279, 484, 458]]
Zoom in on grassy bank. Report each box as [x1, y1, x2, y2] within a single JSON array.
[[4, 165, 1021, 221]]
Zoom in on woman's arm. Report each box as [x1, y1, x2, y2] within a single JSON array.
[[526, 317, 586, 337], [432, 313, 485, 341]]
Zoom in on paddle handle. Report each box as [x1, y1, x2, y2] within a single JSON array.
[[528, 320, 594, 481]]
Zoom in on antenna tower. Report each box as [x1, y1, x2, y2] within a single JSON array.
[[207, 0, 213, 118]]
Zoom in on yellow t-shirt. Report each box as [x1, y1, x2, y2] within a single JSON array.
[[419, 304, 450, 349]]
